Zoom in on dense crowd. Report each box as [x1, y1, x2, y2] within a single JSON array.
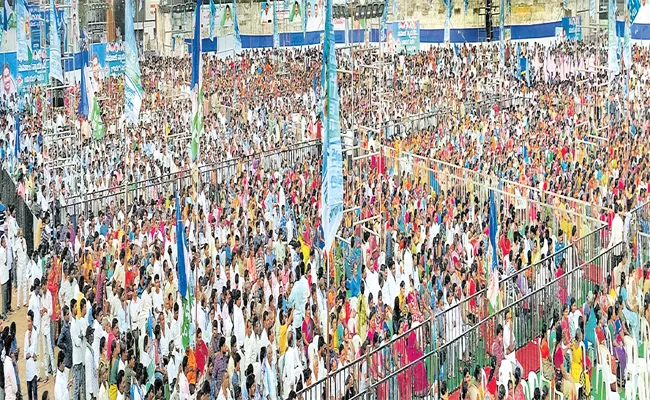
[[0, 38, 646, 400]]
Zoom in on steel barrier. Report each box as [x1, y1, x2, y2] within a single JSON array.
[[344, 241, 625, 400]]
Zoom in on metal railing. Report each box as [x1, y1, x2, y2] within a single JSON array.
[[63, 140, 322, 220], [345, 241, 626, 400]]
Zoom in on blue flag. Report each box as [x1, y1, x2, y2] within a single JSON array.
[[302, 0, 307, 42], [49, 0, 63, 83], [175, 188, 188, 298], [321, 0, 344, 252], [14, 117, 20, 160], [516, 42, 521, 76], [209, 0, 216, 39], [233, 0, 242, 54], [444, 0, 451, 42], [78, 50, 89, 118], [17, 0, 32, 63], [125, 0, 143, 125], [190, 0, 203, 162], [499, 0, 504, 64], [487, 189, 499, 311], [464, 0, 468, 14], [3, 0, 9, 32], [380, 0, 388, 41], [489, 190, 498, 271], [523, 145, 529, 163], [273, 0, 279, 48]]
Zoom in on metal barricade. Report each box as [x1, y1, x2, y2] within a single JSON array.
[[346, 242, 626, 400]]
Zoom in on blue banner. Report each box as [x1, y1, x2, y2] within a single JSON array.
[[387, 20, 419, 55], [272, 0, 279, 47], [321, 0, 343, 252], [49, 0, 63, 83], [562, 16, 582, 41], [608, 0, 619, 77], [124, 0, 143, 125], [590, 0, 596, 18], [0, 53, 17, 102], [233, 0, 242, 54]]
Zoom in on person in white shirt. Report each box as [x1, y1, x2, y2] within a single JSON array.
[[54, 351, 69, 400], [216, 373, 232, 400], [116, 370, 126, 400], [40, 278, 56, 378], [14, 229, 28, 308], [85, 326, 98, 399], [0, 236, 9, 319], [24, 310, 39, 400], [232, 291, 245, 348], [177, 355, 191, 400], [71, 298, 89, 400]]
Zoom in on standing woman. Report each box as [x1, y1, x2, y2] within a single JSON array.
[[553, 325, 577, 400]]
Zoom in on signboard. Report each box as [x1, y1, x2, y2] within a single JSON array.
[[386, 20, 419, 55], [562, 16, 582, 41], [90, 42, 126, 78]]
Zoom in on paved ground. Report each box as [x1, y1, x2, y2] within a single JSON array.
[[4, 287, 55, 398]]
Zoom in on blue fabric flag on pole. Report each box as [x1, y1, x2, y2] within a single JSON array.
[[17, 0, 32, 63], [233, 0, 242, 54], [78, 50, 89, 118], [608, 0, 619, 79], [393, 0, 398, 18], [380, 0, 388, 41], [175, 188, 188, 298], [499, 0, 504, 64], [444, 0, 451, 43], [14, 117, 20, 160], [464, 0, 468, 15], [190, 0, 203, 162], [49, 0, 63, 83], [321, 0, 344, 253], [273, 0, 279, 48], [302, 0, 307, 42], [209, 0, 216, 39], [3, 0, 9, 32]]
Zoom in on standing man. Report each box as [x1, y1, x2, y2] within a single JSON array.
[[3, 334, 17, 400], [41, 278, 56, 378], [15, 228, 28, 308], [0, 236, 9, 319], [71, 299, 88, 400], [25, 310, 39, 400], [56, 306, 73, 377]]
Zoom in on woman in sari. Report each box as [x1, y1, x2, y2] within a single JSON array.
[[394, 320, 411, 400], [609, 302, 628, 385], [570, 328, 590, 397], [406, 321, 428, 397], [408, 283, 425, 324]]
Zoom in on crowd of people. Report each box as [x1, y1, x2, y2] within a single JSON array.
[[0, 37, 646, 400]]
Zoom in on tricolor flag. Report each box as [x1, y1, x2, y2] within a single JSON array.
[[487, 190, 500, 313], [190, 0, 203, 163], [175, 188, 192, 349], [124, 0, 143, 125]]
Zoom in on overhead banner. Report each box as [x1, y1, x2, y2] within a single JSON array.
[[385, 20, 420, 55], [0, 52, 18, 103], [201, 3, 235, 38], [88, 42, 125, 78], [562, 16, 582, 41]]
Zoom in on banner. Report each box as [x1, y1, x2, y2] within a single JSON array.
[[590, 0, 596, 18], [608, 0, 619, 78], [321, 0, 343, 252], [124, 0, 143, 125], [260, 1, 289, 24], [305, 0, 324, 31], [385, 20, 420, 55], [562, 16, 582, 41], [0, 52, 18, 104], [49, 0, 63, 83], [190, 0, 203, 162], [201, 2, 234, 38]]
